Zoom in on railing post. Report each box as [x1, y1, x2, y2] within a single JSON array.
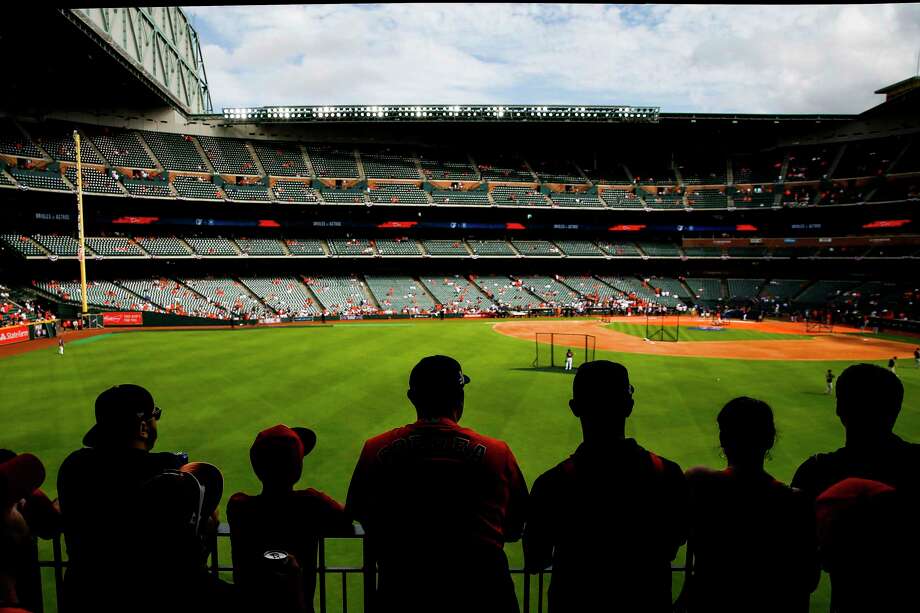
[[537, 571, 544, 613], [522, 570, 530, 613], [29, 538, 43, 613], [318, 538, 327, 613], [52, 534, 65, 613], [360, 526, 373, 613]]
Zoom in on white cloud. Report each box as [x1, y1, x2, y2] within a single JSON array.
[[184, 3, 920, 114]]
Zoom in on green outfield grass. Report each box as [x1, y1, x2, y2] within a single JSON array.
[[606, 321, 816, 342], [2, 321, 919, 612]]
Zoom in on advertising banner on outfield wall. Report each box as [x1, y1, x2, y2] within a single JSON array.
[[102, 312, 143, 326], [0, 325, 30, 346]]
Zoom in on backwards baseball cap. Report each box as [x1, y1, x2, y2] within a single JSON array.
[[409, 355, 471, 395], [250, 425, 317, 487], [0, 453, 45, 508], [83, 384, 159, 447]]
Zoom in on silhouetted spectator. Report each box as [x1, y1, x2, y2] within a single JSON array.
[[683, 397, 818, 613], [346, 355, 527, 613], [131, 462, 234, 613], [0, 453, 46, 613], [524, 361, 688, 613], [57, 385, 185, 612], [792, 363, 920, 612], [228, 425, 352, 613]]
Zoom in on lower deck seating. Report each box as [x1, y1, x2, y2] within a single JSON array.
[[638, 242, 682, 257], [685, 278, 724, 302], [794, 280, 860, 305], [319, 189, 366, 204], [474, 276, 542, 309], [306, 276, 374, 314], [686, 189, 728, 209], [647, 277, 692, 300], [365, 276, 435, 312], [120, 279, 225, 317], [36, 280, 159, 312], [682, 246, 724, 258], [600, 276, 681, 307], [239, 277, 320, 316], [728, 278, 765, 300], [420, 276, 495, 311], [182, 278, 269, 319], [759, 279, 807, 301], [560, 276, 625, 304], [517, 276, 583, 306]]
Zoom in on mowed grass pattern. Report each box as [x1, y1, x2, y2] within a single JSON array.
[[2, 321, 919, 612], [607, 321, 816, 342]]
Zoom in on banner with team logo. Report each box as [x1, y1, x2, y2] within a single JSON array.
[[102, 312, 143, 326], [0, 325, 30, 346]]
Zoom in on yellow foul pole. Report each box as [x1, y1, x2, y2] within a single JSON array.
[[73, 130, 89, 315]]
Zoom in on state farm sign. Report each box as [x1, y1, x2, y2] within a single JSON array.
[[0, 325, 30, 346]]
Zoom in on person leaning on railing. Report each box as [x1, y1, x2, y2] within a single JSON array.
[[228, 425, 353, 613], [524, 361, 689, 613], [346, 355, 528, 613], [681, 397, 819, 613]]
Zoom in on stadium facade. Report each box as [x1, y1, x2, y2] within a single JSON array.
[[1, 7, 919, 329]]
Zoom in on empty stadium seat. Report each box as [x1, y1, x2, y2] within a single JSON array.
[[419, 276, 495, 311], [0, 121, 43, 158], [422, 240, 469, 256], [252, 141, 311, 177], [686, 189, 728, 209], [89, 129, 156, 169], [597, 241, 641, 257], [374, 238, 422, 256], [184, 238, 239, 256], [517, 275, 584, 306], [134, 237, 192, 257], [600, 189, 643, 208], [29, 125, 105, 164], [327, 238, 374, 256], [284, 239, 326, 256], [511, 240, 563, 257], [550, 193, 605, 208], [197, 135, 261, 176], [33, 234, 81, 256], [430, 190, 490, 206], [728, 279, 765, 300], [367, 184, 429, 205], [223, 183, 271, 202], [85, 237, 144, 257], [492, 185, 550, 206], [474, 154, 535, 182], [64, 167, 123, 195], [419, 151, 479, 181], [361, 152, 422, 180], [554, 241, 604, 257], [307, 146, 359, 178], [123, 179, 173, 198], [239, 277, 321, 316], [173, 176, 223, 200], [182, 278, 270, 319], [235, 238, 286, 256], [319, 189, 366, 204], [272, 181, 320, 203], [140, 132, 209, 172], [1, 235, 45, 257], [11, 168, 69, 191], [306, 275, 374, 314], [365, 276, 435, 313], [466, 240, 514, 256], [474, 276, 542, 309], [638, 242, 682, 258]]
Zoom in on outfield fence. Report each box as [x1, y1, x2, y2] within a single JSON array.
[[35, 524, 692, 613]]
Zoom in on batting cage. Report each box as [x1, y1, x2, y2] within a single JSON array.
[[805, 310, 835, 333], [533, 333, 597, 369], [645, 310, 680, 342]]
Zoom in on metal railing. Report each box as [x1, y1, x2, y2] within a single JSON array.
[[35, 523, 692, 613]]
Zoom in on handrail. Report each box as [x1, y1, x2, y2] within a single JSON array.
[[36, 523, 692, 613]]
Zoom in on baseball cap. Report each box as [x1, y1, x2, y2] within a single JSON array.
[[573, 360, 632, 400], [180, 462, 224, 520], [0, 453, 45, 508], [83, 384, 159, 447], [408, 355, 471, 395], [250, 425, 317, 486]]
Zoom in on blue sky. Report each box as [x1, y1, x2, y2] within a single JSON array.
[[184, 3, 920, 114]]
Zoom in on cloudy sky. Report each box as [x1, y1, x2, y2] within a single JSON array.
[[185, 3, 920, 114]]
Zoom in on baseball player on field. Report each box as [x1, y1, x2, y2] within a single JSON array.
[[565, 349, 574, 371]]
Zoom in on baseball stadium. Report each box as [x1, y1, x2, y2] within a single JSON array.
[[1, 5, 919, 613]]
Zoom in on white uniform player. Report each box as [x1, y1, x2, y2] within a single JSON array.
[[565, 349, 574, 371]]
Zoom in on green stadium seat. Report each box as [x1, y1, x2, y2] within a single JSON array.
[[184, 238, 239, 256], [554, 241, 604, 257], [511, 240, 563, 257], [252, 141, 311, 177], [235, 238, 286, 256], [11, 168, 69, 192], [430, 190, 490, 206], [474, 276, 542, 309], [307, 146, 359, 178], [89, 129, 156, 169], [367, 184, 429, 205], [197, 135, 261, 176], [0, 120, 43, 158], [134, 237, 192, 257], [239, 277, 321, 316], [597, 241, 641, 257], [64, 167, 123, 195], [272, 181, 320, 203], [173, 176, 223, 200], [1, 234, 45, 257], [365, 276, 435, 313], [467, 240, 514, 256], [327, 239, 374, 256], [492, 185, 550, 207], [423, 241, 468, 257], [419, 276, 495, 311], [306, 276, 374, 315], [223, 183, 271, 202], [284, 239, 326, 256], [85, 237, 144, 257], [373, 239, 422, 256], [140, 132, 209, 172], [182, 278, 270, 319]]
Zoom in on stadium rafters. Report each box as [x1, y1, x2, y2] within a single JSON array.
[[215, 104, 660, 124], [61, 7, 212, 115]]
